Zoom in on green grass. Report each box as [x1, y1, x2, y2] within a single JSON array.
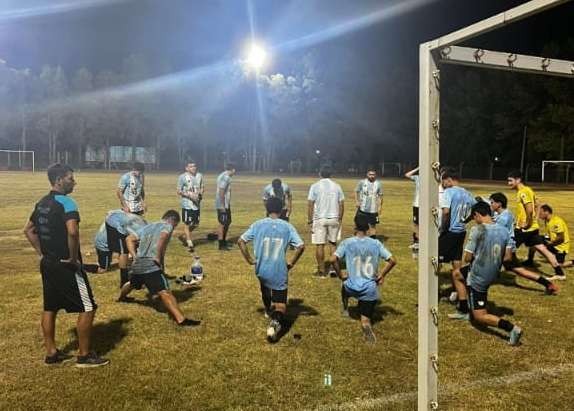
[[0, 172, 572, 410]]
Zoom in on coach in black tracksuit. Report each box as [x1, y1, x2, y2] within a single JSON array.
[[24, 164, 109, 368]]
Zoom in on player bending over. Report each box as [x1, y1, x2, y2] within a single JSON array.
[[262, 178, 292, 221], [94, 223, 112, 273], [531, 204, 571, 277], [333, 213, 396, 344], [238, 198, 305, 342], [118, 210, 200, 327], [449, 202, 522, 346]]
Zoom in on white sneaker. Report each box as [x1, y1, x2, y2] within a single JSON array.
[[448, 291, 458, 303], [266, 319, 281, 342], [549, 275, 566, 281], [181, 277, 199, 286]]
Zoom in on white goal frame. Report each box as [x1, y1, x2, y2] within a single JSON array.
[[0, 150, 35, 172], [418, 1, 573, 409], [541, 160, 574, 182]]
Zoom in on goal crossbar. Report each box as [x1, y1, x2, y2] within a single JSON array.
[[0, 150, 35, 172], [542, 160, 574, 182]]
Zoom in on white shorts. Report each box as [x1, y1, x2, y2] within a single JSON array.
[[312, 218, 340, 245]]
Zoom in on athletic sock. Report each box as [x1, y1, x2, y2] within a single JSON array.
[[457, 299, 469, 314], [536, 276, 551, 287], [554, 266, 565, 276], [218, 240, 225, 249], [271, 310, 284, 324], [497, 319, 514, 333], [120, 269, 129, 288]]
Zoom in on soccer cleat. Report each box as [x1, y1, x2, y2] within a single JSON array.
[[44, 349, 74, 365], [509, 326, 523, 346], [328, 269, 337, 278], [178, 318, 201, 327], [548, 274, 566, 282], [448, 291, 458, 304], [313, 271, 328, 279], [545, 283, 559, 295], [266, 319, 282, 342], [447, 311, 469, 320], [75, 352, 110, 368], [361, 325, 377, 344]]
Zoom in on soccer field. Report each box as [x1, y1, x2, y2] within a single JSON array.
[[0, 171, 572, 410]]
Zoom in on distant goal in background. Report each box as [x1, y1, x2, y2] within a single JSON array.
[[0, 150, 35, 172]]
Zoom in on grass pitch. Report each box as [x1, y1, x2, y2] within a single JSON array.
[[0, 172, 572, 410]]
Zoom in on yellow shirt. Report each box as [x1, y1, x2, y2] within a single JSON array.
[[544, 215, 570, 254], [515, 185, 539, 232]]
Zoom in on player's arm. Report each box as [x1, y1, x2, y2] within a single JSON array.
[[354, 190, 360, 209], [155, 232, 170, 269], [287, 244, 305, 270], [286, 191, 293, 216], [379, 192, 384, 212], [549, 231, 565, 246], [237, 239, 255, 265], [339, 200, 345, 222], [23, 220, 42, 257], [376, 256, 397, 284], [125, 234, 139, 259], [405, 167, 419, 178], [62, 219, 80, 266], [462, 250, 473, 265], [116, 187, 129, 212], [218, 187, 226, 210], [522, 202, 534, 229], [307, 200, 314, 225], [332, 255, 347, 280]]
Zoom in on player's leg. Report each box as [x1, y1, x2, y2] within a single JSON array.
[[182, 209, 193, 248], [267, 288, 287, 342], [150, 271, 200, 326], [412, 207, 419, 245], [188, 210, 200, 249], [76, 310, 95, 357], [325, 219, 340, 276], [449, 264, 469, 319], [341, 284, 350, 316], [508, 262, 558, 295], [41, 311, 58, 356], [534, 243, 565, 278], [117, 280, 135, 302], [312, 219, 327, 276], [222, 209, 231, 243], [315, 245, 325, 276], [259, 281, 272, 316], [358, 300, 377, 343]]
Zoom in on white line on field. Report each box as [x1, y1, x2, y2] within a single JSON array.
[[314, 363, 574, 410]]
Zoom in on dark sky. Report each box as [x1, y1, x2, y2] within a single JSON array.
[[1, 0, 573, 74]]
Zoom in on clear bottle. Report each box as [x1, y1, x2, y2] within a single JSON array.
[[191, 255, 203, 281]]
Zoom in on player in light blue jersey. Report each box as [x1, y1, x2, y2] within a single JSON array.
[[94, 223, 111, 273], [262, 178, 292, 221], [333, 213, 396, 343], [448, 202, 523, 346], [116, 161, 146, 215], [354, 167, 384, 238], [177, 161, 204, 251], [215, 163, 236, 251], [490, 193, 558, 295], [238, 198, 305, 342], [118, 210, 200, 327]]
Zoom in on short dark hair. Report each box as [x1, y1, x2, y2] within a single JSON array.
[[441, 168, 459, 180], [162, 209, 181, 224], [320, 166, 332, 179], [47, 163, 74, 186], [132, 161, 145, 172], [187, 160, 197, 166], [489, 192, 507, 209], [366, 166, 377, 173], [540, 204, 553, 213], [225, 163, 236, 171], [471, 201, 492, 217], [507, 169, 523, 180], [354, 213, 370, 232], [265, 197, 283, 215]]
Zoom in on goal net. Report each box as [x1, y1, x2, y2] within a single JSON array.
[[0, 150, 35, 172], [541, 160, 574, 183]]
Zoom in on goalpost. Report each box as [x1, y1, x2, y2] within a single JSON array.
[[541, 160, 574, 182], [418, 1, 572, 409], [0, 150, 35, 172]]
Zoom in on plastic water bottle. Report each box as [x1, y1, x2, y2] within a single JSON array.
[[191, 256, 203, 281]]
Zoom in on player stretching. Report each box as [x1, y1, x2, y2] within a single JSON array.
[[216, 163, 236, 251], [118, 210, 201, 327], [354, 167, 384, 239], [238, 198, 305, 342], [439, 169, 476, 307], [24, 164, 109, 367], [94, 223, 111, 273], [536, 204, 571, 275], [404, 166, 420, 249], [177, 161, 204, 252], [507, 170, 565, 279], [449, 202, 523, 346], [333, 213, 396, 343], [117, 161, 146, 215], [489, 193, 558, 295], [262, 178, 292, 221], [308, 166, 345, 278]]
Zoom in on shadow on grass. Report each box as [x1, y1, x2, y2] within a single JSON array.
[[259, 298, 319, 343], [127, 286, 201, 314], [347, 303, 403, 325], [495, 271, 545, 293], [176, 233, 241, 247], [62, 317, 132, 355]]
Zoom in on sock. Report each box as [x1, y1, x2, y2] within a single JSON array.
[[120, 268, 129, 288], [271, 310, 284, 324], [536, 276, 551, 287], [497, 319, 514, 333], [457, 299, 469, 314], [341, 285, 349, 310], [187, 239, 193, 247], [218, 240, 225, 249], [412, 233, 417, 242], [554, 266, 564, 276], [370, 235, 377, 239], [260, 286, 271, 312]]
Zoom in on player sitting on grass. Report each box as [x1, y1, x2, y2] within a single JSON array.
[[532, 204, 571, 276], [448, 202, 523, 346], [333, 213, 396, 344], [238, 197, 305, 342], [489, 193, 559, 295], [118, 210, 201, 327]]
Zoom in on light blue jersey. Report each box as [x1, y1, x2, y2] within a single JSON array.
[[465, 223, 512, 293], [94, 223, 108, 252], [440, 186, 476, 233], [240, 218, 304, 290], [262, 183, 291, 210], [493, 209, 516, 251], [335, 236, 392, 301], [215, 172, 232, 210], [177, 172, 204, 210], [132, 222, 174, 274], [355, 179, 383, 213], [118, 172, 144, 213], [105, 209, 147, 236]]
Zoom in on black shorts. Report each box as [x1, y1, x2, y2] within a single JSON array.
[[468, 286, 488, 312], [182, 208, 200, 226], [130, 270, 169, 295], [514, 229, 544, 248], [96, 249, 112, 270], [356, 209, 379, 226], [40, 258, 97, 313], [260, 282, 288, 304], [439, 231, 466, 263], [217, 209, 232, 226], [413, 207, 419, 225], [106, 223, 128, 254]]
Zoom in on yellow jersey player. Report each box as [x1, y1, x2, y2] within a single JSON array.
[[538, 204, 572, 272]]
